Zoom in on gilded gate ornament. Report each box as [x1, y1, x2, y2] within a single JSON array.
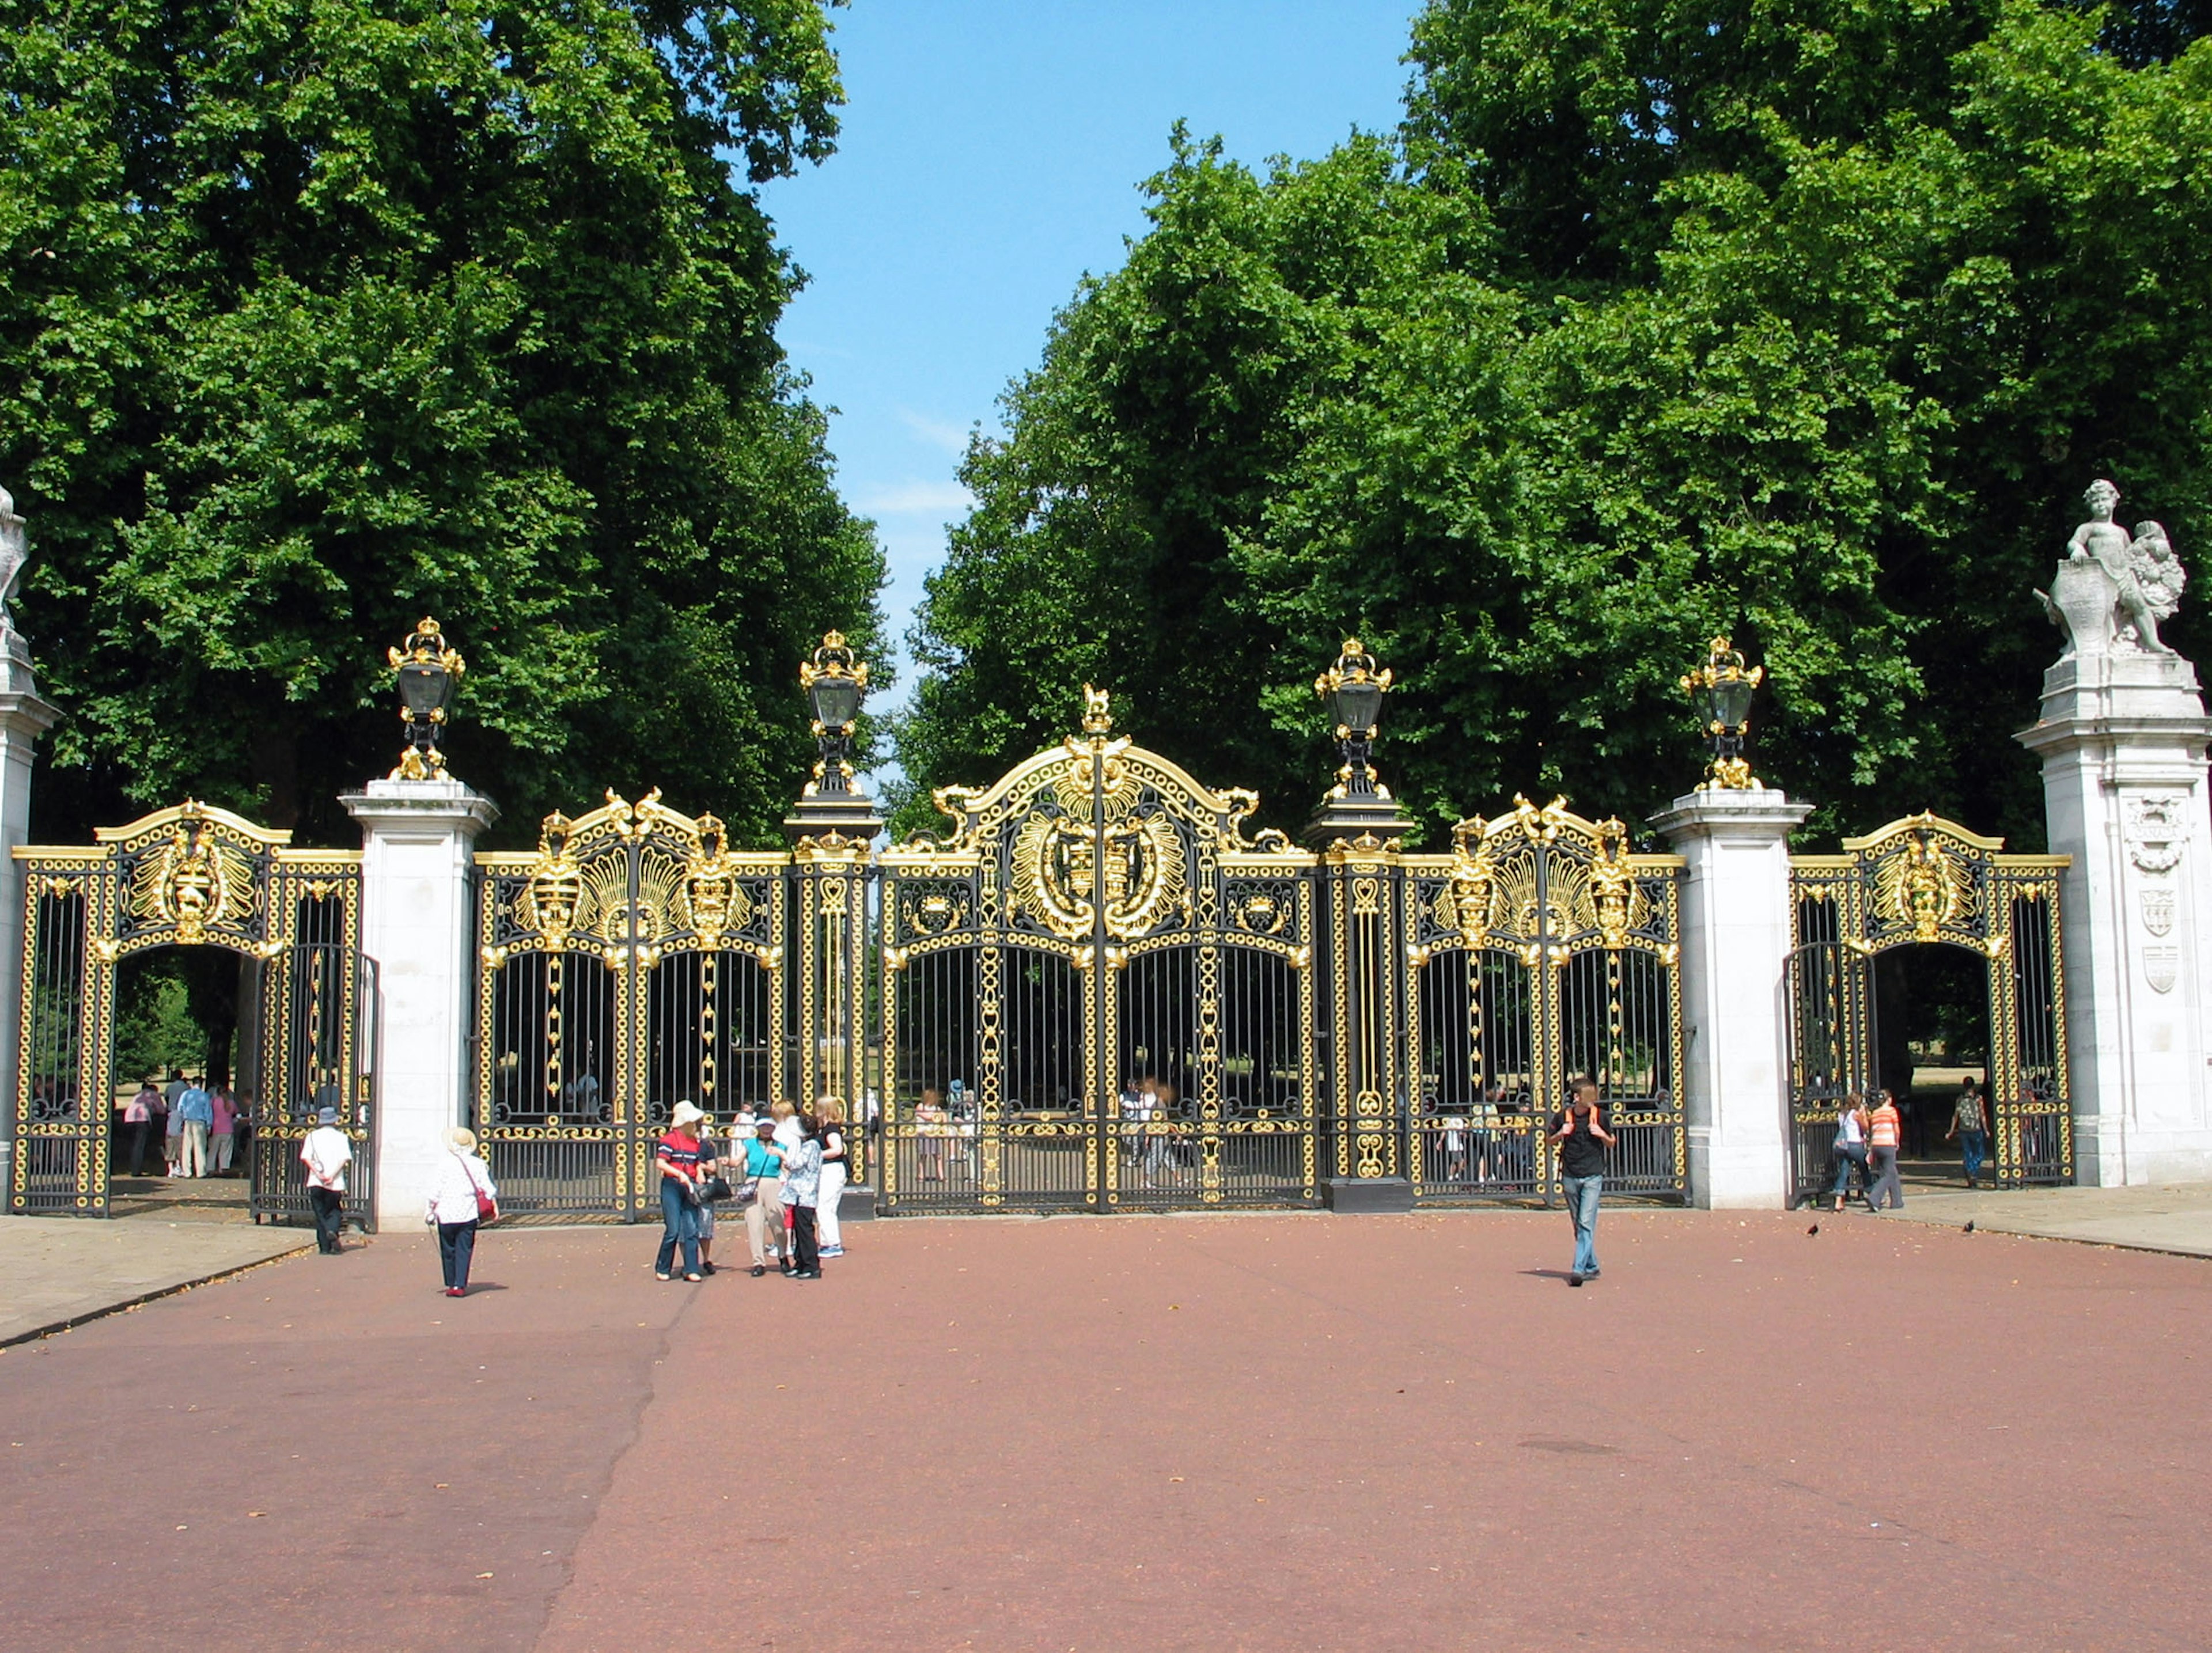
[[1872, 824, 1975, 943], [123, 806, 259, 944], [1009, 764, 1188, 942]]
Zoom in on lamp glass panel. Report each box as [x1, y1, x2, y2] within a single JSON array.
[[811, 676, 862, 728], [1331, 680, 1382, 735]]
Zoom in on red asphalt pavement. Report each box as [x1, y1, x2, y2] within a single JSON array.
[[1, 1207, 2207, 1652]]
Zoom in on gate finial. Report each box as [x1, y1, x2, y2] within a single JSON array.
[[1081, 683, 1112, 735]]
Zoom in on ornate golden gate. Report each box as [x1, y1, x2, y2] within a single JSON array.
[[1402, 798, 1688, 1201], [10, 802, 376, 1223], [875, 692, 1320, 1212], [1787, 813, 2071, 1198], [474, 791, 788, 1217]]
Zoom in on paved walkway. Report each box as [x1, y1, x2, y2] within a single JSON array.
[[1, 1207, 2208, 1651], [1876, 1181, 2212, 1258], [0, 1214, 311, 1345]]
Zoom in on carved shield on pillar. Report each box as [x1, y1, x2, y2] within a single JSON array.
[[2141, 884, 2176, 938], [2143, 946, 2179, 994]]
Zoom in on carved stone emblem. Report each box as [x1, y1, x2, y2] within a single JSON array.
[[2127, 796, 2186, 874], [2144, 946, 2180, 994], [2141, 884, 2175, 938]]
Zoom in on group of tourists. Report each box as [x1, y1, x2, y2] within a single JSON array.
[[123, 1071, 245, 1180], [1829, 1079, 1994, 1211], [654, 1095, 851, 1282]]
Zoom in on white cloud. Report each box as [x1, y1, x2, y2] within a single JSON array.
[[857, 479, 975, 515], [897, 409, 975, 454]]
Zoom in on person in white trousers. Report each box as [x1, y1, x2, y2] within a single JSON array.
[[815, 1095, 849, 1258]]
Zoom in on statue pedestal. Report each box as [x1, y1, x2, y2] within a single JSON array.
[[1650, 787, 1811, 1208], [342, 778, 499, 1230], [2019, 651, 2212, 1185]]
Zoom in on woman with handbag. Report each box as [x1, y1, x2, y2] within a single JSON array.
[[426, 1126, 498, 1298], [656, 1101, 710, 1282], [741, 1116, 787, 1277]]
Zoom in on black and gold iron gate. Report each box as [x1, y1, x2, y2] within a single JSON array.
[[474, 791, 787, 1218], [1402, 798, 1688, 1202], [9, 802, 377, 1225], [876, 692, 1320, 1212], [1787, 813, 2071, 1200]]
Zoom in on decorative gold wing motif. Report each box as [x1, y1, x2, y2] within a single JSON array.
[[1010, 810, 1097, 939], [124, 821, 260, 943], [1873, 828, 1975, 942], [1568, 818, 1650, 948]]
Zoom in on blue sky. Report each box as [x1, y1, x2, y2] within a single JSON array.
[[762, 2, 1423, 705]]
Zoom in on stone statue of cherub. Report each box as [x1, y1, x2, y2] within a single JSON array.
[[2037, 478, 2183, 657]]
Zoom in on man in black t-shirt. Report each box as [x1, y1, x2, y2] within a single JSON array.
[[1550, 1079, 1615, 1286]]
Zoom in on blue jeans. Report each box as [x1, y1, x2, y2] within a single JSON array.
[[657, 1179, 701, 1276], [1563, 1173, 1602, 1277], [437, 1219, 478, 1290], [1831, 1143, 1871, 1201], [1959, 1129, 1988, 1184]]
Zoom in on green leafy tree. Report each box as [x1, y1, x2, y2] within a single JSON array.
[[903, 2, 2212, 848], [1, 0, 882, 848]]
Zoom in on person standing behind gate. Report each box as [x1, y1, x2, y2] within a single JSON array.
[[209, 1083, 239, 1177], [426, 1127, 497, 1296], [1947, 1081, 1989, 1190], [1867, 1087, 1906, 1212], [782, 1108, 824, 1281], [743, 1116, 788, 1276], [1550, 1080, 1614, 1286], [301, 1106, 353, 1254], [162, 1078, 186, 1178], [655, 1101, 709, 1282], [175, 1078, 214, 1178], [124, 1079, 160, 1177], [1830, 1094, 1874, 1214], [815, 1096, 849, 1259]]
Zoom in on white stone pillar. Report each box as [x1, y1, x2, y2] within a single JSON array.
[[1650, 787, 1811, 1209], [342, 777, 497, 1230], [2018, 651, 2212, 1185]]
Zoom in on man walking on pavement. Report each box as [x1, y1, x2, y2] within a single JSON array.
[[175, 1076, 214, 1179], [1551, 1078, 1614, 1286], [300, 1106, 353, 1254]]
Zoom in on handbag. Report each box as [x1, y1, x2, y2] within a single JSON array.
[[463, 1155, 498, 1223], [704, 1174, 734, 1203]]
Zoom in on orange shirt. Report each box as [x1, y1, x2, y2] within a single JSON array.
[[1869, 1101, 1901, 1150]]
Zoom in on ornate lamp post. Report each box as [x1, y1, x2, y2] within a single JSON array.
[[387, 619, 465, 780], [1315, 638, 1393, 801], [798, 630, 868, 798], [1679, 635, 1763, 790]]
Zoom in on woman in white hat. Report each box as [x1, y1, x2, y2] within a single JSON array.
[[655, 1101, 710, 1282], [425, 1126, 497, 1297]]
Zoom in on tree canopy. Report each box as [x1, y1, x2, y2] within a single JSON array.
[[1, 0, 883, 848], [900, 0, 2212, 847]]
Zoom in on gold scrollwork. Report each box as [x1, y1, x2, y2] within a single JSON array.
[[1009, 765, 1188, 942], [123, 805, 260, 945], [1872, 825, 1976, 943]]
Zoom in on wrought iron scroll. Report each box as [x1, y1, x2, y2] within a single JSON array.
[[876, 697, 1320, 1214], [475, 791, 786, 1219], [1787, 812, 2072, 1189], [1402, 797, 1687, 1203]]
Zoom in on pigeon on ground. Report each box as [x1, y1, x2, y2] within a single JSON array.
[[1963, 1219, 1976, 1234], [1806, 1223, 1820, 1236]]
